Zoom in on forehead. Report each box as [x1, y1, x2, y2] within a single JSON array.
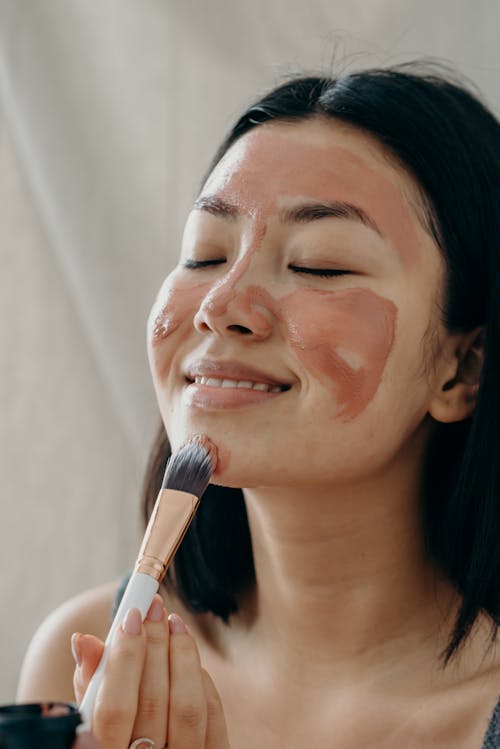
[[201, 118, 431, 269], [205, 118, 423, 205]]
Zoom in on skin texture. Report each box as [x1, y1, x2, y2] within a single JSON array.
[[148, 117, 448, 491], [242, 284, 397, 420], [153, 282, 397, 422]]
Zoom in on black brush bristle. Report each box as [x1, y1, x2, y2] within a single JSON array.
[[161, 439, 213, 496]]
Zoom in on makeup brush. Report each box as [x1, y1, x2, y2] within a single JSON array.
[[78, 435, 217, 730]]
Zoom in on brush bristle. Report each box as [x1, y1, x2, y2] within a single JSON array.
[[161, 436, 215, 496]]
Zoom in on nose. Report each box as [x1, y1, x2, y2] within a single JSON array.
[[193, 274, 274, 341]]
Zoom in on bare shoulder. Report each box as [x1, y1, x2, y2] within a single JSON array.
[[17, 579, 121, 703]]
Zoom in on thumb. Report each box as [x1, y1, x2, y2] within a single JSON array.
[[72, 633, 105, 704]]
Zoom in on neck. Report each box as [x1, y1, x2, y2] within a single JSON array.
[[233, 458, 462, 692]]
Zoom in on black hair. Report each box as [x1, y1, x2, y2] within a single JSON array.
[[142, 61, 500, 666]]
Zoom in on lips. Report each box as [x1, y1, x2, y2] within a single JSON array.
[[184, 358, 291, 391]]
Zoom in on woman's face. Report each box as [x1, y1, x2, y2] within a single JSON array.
[[147, 117, 447, 487]]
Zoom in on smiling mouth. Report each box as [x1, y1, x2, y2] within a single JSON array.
[[189, 376, 290, 394]]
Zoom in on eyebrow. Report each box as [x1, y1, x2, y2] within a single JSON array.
[[193, 195, 383, 237], [193, 196, 239, 219], [279, 201, 383, 237]]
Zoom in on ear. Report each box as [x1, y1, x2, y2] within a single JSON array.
[[428, 326, 485, 424]]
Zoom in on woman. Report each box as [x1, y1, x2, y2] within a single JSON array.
[[18, 63, 500, 748]]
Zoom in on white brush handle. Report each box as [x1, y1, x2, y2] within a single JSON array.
[[78, 571, 159, 731]]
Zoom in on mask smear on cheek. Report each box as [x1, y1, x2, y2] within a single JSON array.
[[151, 281, 212, 345], [151, 285, 176, 344], [278, 287, 398, 421]]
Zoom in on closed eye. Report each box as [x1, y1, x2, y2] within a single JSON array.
[[182, 260, 349, 277], [183, 259, 226, 269], [289, 265, 351, 278]]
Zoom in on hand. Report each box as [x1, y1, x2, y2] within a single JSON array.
[[72, 595, 231, 749]]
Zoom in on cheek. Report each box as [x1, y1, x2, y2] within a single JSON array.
[[147, 276, 212, 379], [279, 288, 397, 421]]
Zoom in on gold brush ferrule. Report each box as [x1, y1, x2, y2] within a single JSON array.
[[135, 489, 199, 583]]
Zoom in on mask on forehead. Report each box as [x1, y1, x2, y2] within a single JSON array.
[[204, 125, 422, 271]]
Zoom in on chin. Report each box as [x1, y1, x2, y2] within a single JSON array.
[[212, 459, 307, 490]]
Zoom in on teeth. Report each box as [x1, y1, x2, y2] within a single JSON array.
[[193, 375, 284, 393], [236, 380, 253, 389], [221, 379, 238, 388], [205, 377, 221, 387]]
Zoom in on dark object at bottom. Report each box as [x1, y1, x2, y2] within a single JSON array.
[[0, 702, 81, 748]]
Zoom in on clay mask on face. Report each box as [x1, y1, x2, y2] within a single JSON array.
[[150, 121, 426, 421], [202, 125, 423, 269]]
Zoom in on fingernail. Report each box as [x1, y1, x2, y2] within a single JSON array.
[[147, 596, 165, 622], [168, 613, 187, 635], [71, 633, 82, 666], [123, 608, 142, 635]]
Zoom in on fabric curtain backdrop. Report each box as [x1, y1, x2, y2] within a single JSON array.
[[1, 0, 499, 702]]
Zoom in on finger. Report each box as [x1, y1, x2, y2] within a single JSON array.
[[72, 634, 105, 704], [201, 669, 230, 749], [131, 595, 169, 749], [93, 608, 147, 749], [167, 613, 207, 749]]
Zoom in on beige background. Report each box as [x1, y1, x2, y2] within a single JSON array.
[[0, 0, 499, 703]]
